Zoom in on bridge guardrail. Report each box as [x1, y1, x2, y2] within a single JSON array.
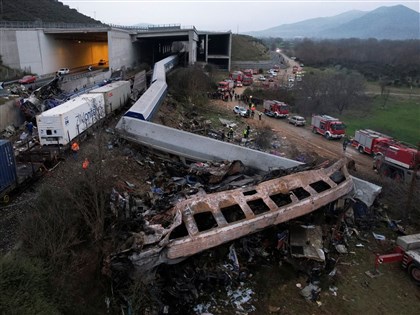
[[0, 21, 197, 32], [0, 21, 108, 29]]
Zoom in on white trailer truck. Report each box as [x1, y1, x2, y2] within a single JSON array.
[[36, 93, 105, 146], [89, 80, 131, 115]]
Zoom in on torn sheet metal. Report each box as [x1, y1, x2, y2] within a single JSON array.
[[110, 158, 353, 278], [290, 225, 325, 261], [189, 160, 245, 184], [350, 176, 382, 207]]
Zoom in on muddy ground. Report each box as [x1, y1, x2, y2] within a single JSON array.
[[150, 91, 420, 315], [1, 84, 419, 314]]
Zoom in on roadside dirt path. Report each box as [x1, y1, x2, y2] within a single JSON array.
[[213, 89, 375, 177]]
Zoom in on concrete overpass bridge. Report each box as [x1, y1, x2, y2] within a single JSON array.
[[0, 21, 231, 76]]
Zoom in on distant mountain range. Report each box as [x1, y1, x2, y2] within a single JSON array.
[[246, 5, 420, 40]]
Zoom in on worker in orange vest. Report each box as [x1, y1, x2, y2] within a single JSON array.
[[71, 141, 80, 160], [82, 158, 90, 170]]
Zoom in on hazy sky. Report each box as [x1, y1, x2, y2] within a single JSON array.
[[61, 0, 420, 32]]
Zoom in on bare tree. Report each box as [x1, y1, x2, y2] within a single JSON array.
[[296, 69, 366, 115], [167, 66, 213, 106], [381, 88, 391, 109], [327, 70, 366, 114], [20, 188, 83, 267]]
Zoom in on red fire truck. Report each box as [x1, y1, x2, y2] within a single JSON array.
[[263, 100, 289, 118], [311, 115, 346, 140], [374, 141, 419, 170], [373, 141, 420, 182], [369, 233, 420, 285], [351, 129, 419, 182], [217, 80, 234, 92], [241, 69, 254, 86], [351, 129, 393, 154], [230, 71, 243, 83], [243, 69, 253, 77], [242, 76, 253, 86]]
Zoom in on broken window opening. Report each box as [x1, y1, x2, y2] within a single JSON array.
[[221, 204, 246, 223], [270, 192, 292, 207], [243, 189, 257, 196], [330, 170, 345, 184], [291, 187, 310, 200], [309, 180, 331, 193], [194, 211, 218, 232], [169, 221, 189, 240], [247, 198, 270, 215]]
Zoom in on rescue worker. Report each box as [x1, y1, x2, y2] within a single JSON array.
[[82, 158, 90, 170], [26, 121, 34, 137], [342, 136, 349, 152], [243, 125, 250, 139], [71, 141, 80, 160], [228, 127, 234, 140]]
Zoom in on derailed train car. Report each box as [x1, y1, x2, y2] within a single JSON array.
[[0, 140, 46, 203], [36, 80, 132, 146], [36, 93, 106, 146], [122, 55, 178, 121]]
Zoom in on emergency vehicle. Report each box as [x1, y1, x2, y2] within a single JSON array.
[[351, 129, 419, 182], [243, 69, 253, 77], [242, 76, 253, 86], [311, 115, 346, 139], [372, 141, 419, 182], [370, 233, 420, 285], [374, 141, 419, 170], [230, 71, 243, 83], [351, 129, 393, 154], [217, 80, 234, 93], [263, 100, 289, 118]]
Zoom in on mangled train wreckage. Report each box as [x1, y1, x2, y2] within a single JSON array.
[[110, 159, 352, 278], [107, 118, 355, 278], [106, 56, 358, 279]]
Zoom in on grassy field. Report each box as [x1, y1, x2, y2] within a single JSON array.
[[341, 93, 420, 146], [365, 81, 420, 96]]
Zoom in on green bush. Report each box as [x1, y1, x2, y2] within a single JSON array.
[[0, 254, 59, 315]]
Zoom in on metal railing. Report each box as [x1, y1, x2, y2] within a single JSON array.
[[0, 21, 196, 32], [0, 20, 109, 29]]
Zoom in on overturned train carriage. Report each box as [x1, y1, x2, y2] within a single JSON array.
[[109, 158, 353, 278]]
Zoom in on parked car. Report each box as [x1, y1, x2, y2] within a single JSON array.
[[235, 81, 243, 87], [233, 106, 249, 117], [18, 75, 36, 84], [258, 75, 266, 81], [267, 69, 277, 76], [57, 68, 70, 75], [288, 115, 306, 126]]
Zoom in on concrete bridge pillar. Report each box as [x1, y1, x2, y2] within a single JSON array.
[[188, 30, 198, 65]]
